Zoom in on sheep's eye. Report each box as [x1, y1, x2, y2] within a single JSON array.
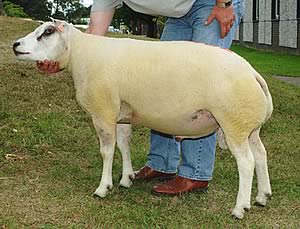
[[44, 28, 55, 36], [37, 27, 56, 41]]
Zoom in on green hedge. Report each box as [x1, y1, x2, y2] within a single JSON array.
[[4, 1, 28, 18]]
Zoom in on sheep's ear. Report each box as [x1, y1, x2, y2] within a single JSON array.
[[49, 17, 56, 23], [38, 20, 44, 25], [51, 18, 67, 32], [56, 22, 65, 32], [50, 17, 65, 24]]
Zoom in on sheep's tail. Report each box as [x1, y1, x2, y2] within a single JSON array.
[[253, 70, 273, 122]]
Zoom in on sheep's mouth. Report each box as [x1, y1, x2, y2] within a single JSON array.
[[13, 50, 30, 56]]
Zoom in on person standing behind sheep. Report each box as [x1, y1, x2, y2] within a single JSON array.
[[37, 0, 245, 195]]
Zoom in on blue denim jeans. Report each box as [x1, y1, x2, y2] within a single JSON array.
[[146, 0, 244, 180]]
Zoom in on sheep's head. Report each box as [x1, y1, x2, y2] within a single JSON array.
[[13, 19, 72, 70]]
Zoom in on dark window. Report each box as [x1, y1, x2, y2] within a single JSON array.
[[272, 0, 280, 20], [297, 0, 300, 19], [253, 0, 259, 21]]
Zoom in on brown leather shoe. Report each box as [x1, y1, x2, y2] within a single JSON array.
[[152, 176, 208, 195], [134, 166, 176, 181]]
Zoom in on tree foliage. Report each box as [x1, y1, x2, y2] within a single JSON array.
[[51, 0, 90, 23], [1, 0, 160, 38], [156, 16, 167, 37], [9, 0, 51, 20], [114, 4, 158, 38], [65, 1, 90, 23], [6, 0, 90, 22], [3, 1, 27, 17]]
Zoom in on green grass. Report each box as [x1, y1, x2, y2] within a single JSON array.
[[0, 16, 300, 228], [231, 45, 300, 77]]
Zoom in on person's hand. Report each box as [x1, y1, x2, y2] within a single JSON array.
[[205, 5, 235, 38], [36, 60, 60, 74]]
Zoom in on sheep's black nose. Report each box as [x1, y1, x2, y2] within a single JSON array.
[[13, 42, 20, 49]]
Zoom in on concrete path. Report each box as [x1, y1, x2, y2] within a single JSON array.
[[273, 76, 300, 87]]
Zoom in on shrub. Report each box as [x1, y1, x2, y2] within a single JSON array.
[[4, 1, 28, 18]]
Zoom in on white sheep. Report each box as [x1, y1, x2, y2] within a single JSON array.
[[13, 20, 273, 219]]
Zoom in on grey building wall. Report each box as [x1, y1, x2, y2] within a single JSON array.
[[243, 0, 253, 42], [258, 0, 272, 45], [234, 0, 300, 55], [279, 0, 298, 48], [235, 24, 240, 40]]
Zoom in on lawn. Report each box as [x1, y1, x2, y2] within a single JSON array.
[[231, 45, 300, 77], [0, 16, 299, 228]]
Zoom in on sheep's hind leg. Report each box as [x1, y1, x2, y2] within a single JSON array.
[[249, 128, 272, 206], [117, 123, 135, 188], [227, 137, 255, 219], [92, 116, 116, 198]]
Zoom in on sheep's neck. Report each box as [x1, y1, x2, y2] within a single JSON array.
[[69, 29, 107, 82]]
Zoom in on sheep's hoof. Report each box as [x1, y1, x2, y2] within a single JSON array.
[[119, 172, 135, 188], [93, 193, 105, 198], [244, 207, 250, 212], [119, 176, 133, 188], [231, 215, 242, 220], [266, 193, 272, 199], [119, 173, 135, 181], [129, 174, 135, 180], [254, 202, 265, 207], [93, 184, 112, 198], [255, 193, 271, 207], [231, 208, 244, 220]]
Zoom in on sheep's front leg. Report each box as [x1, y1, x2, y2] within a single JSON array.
[[93, 117, 116, 198], [117, 124, 135, 188]]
